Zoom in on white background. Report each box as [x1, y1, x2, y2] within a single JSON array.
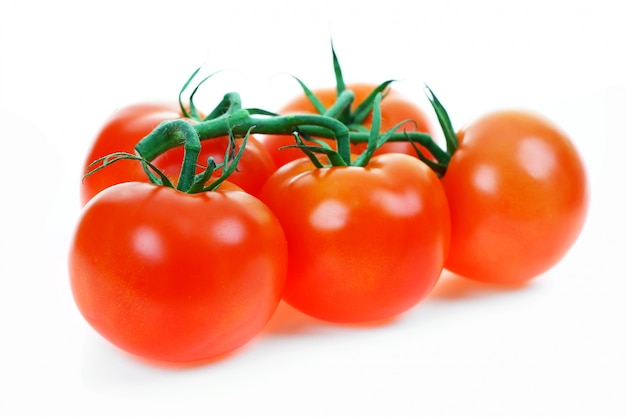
[[1, 0, 624, 415]]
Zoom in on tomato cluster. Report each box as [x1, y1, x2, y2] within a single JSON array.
[[69, 52, 588, 364]]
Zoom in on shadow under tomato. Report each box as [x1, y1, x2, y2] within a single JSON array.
[[262, 300, 400, 336], [428, 270, 532, 301], [124, 344, 253, 370]]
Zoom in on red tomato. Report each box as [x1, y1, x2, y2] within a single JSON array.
[[259, 153, 450, 323], [258, 83, 435, 168], [69, 182, 287, 362], [152, 134, 276, 198], [80, 103, 276, 205], [80, 102, 185, 206], [441, 110, 589, 284]]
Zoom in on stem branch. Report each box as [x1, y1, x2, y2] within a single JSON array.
[[134, 90, 449, 168]]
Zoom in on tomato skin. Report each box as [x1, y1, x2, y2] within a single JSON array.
[[442, 110, 589, 284], [258, 83, 435, 168], [69, 182, 287, 362], [152, 134, 276, 198], [259, 153, 450, 323], [80, 102, 185, 206]]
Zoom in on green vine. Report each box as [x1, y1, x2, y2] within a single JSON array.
[[88, 44, 461, 190]]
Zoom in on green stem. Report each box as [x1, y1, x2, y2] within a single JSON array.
[[205, 129, 251, 192], [353, 93, 383, 167], [424, 85, 459, 155], [324, 89, 354, 163], [177, 129, 202, 192], [135, 90, 450, 168], [324, 89, 355, 119], [204, 92, 242, 121], [135, 112, 449, 168], [350, 131, 450, 165], [145, 120, 202, 192], [135, 110, 351, 163]]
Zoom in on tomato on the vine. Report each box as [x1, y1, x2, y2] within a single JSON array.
[[79, 102, 184, 206], [69, 181, 287, 363], [80, 102, 276, 205], [259, 153, 450, 323], [441, 110, 589, 284], [152, 134, 276, 198], [258, 83, 435, 168]]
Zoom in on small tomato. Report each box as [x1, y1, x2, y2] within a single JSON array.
[[69, 181, 287, 362], [80, 103, 276, 205], [441, 110, 589, 283], [80, 102, 184, 206], [259, 153, 450, 323]]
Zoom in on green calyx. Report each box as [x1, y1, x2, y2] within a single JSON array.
[[275, 42, 456, 170], [329, 41, 396, 129], [88, 43, 462, 189], [135, 87, 444, 170], [84, 124, 252, 194]]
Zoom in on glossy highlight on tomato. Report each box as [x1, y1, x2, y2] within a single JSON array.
[[258, 83, 435, 168], [69, 181, 287, 363], [441, 110, 589, 284], [259, 153, 450, 323]]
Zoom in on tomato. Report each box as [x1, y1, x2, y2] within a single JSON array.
[[80, 102, 276, 205], [259, 153, 450, 323], [69, 181, 288, 362], [80, 102, 185, 206], [152, 134, 276, 198], [258, 83, 435, 168], [441, 110, 589, 284]]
